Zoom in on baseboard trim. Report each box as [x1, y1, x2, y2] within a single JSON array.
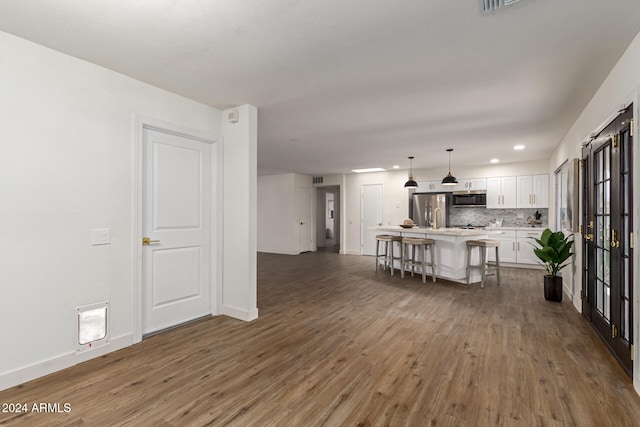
[[221, 305, 259, 321], [257, 249, 300, 255], [75, 333, 133, 364], [0, 333, 133, 392], [342, 250, 361, 255]]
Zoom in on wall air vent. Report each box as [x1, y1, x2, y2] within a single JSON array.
[[313, 177, 324, 184], [481, 0, 522, 13]]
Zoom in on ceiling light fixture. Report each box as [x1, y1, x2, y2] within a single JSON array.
[[404, 156, 418, 188], [514, 145, 525, 150], [441, 149, 458, 186], [352, 167, 386, 173], [490, 158, 500, 164]]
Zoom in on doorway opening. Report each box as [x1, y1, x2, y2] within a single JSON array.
[[316, 186, 341, 253]]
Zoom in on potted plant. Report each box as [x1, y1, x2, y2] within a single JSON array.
[[531, 228, 574, 302]]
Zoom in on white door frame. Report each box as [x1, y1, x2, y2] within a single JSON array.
[[133, 115, 222, 343]]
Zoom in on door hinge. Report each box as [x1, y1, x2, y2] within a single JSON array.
[[612, 134, 619, 148], [580, 159, 585, 169], [580, 289, 585, 300], [579, 224, 584, 234], [611, 324, 618, 339]]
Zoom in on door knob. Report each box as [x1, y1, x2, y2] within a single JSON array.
[[142, 237, 160, 246]]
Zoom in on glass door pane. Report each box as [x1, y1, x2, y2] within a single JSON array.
[[593, 146, 611, 323]]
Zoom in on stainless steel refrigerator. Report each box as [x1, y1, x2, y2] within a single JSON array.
[[411, 193, 449, 228]]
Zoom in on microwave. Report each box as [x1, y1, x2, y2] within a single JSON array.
[[452, 191, 487, 207]]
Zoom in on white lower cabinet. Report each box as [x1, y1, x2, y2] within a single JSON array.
[[488, 231, 517, 264], [487, 229, 542, 266], [516, 229, 543, 265]]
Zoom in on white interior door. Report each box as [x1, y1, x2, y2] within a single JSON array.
[[361, 184, 384, 256], [142, 128, 212, 334], [298, 186, 312, 253]]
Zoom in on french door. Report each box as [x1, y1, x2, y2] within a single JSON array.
[[581, 104, 633, 374]]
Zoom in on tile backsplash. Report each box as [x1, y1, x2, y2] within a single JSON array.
[[449, 207, 548, 228]]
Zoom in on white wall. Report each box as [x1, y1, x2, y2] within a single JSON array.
[[548, 30, 640, 392], [221, 105, 259, 321], [0, 32, 257, 390], [258, 174, 297, 254], [257, 173, 313, 254]]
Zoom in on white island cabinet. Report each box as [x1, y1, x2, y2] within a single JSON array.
[[486, 228, 543, 265], [377, 227, 502, 284]]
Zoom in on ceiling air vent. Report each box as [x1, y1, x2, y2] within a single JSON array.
[[481, 0, 522, 13]]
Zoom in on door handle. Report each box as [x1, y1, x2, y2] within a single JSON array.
[[142, 237, 160, 246], [611, 230, 620, 248]]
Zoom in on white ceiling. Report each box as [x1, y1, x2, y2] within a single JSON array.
[[1, 0, 639, 176]]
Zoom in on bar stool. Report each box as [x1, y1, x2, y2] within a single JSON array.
[[375, 235, 403, 276], [466, 239, 500, 288], [401, 237, 436, 283]]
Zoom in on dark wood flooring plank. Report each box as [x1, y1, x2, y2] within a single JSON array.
[[1, 252, 639, 426]]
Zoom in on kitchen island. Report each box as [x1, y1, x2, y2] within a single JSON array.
[[377, 226, 503, 284]]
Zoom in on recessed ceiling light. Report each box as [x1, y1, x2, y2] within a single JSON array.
[[352, 167, 386, 173], [392, 165, 400, 169], [490, 158, 499, 163], [514, 145, 525, 150]]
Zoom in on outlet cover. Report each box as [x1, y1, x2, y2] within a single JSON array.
[[91, 229, 111, 245]]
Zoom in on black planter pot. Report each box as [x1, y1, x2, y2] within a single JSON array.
[[544, 275, 563, 302]]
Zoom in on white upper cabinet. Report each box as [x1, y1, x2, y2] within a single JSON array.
[[458, 178, 487, 191], [517, 175, 549, 208], [486, 176, 517, 208], [416, 180, 449, 193]]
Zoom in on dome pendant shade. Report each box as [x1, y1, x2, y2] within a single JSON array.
[[441, 172, 458, 186], [441, 148, 458, 186], [404, 176, 418, 188], [404, 156, 418, 188]]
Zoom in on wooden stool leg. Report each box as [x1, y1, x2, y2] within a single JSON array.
[[466, 246, 472, 284], [495, 246, 500, 286], [420, 244, 426, 283], [480, 247, 487, 288], [389, 241, 393, 276], [430, 244, 436, 282], [375, 239, 380, 272], [411, 245, 416, 277], [401, 242, 405, 278]]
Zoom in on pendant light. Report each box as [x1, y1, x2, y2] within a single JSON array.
[[404, 156, 418, 188], [441, 148, 458, 186]]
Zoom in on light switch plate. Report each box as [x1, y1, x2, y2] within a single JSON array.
[[91, 229, 111, 245]]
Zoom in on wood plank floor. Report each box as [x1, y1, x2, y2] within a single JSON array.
[[1, 251, 639, 426]]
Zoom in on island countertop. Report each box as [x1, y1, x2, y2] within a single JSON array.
[[377, 226, 504, 236]]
